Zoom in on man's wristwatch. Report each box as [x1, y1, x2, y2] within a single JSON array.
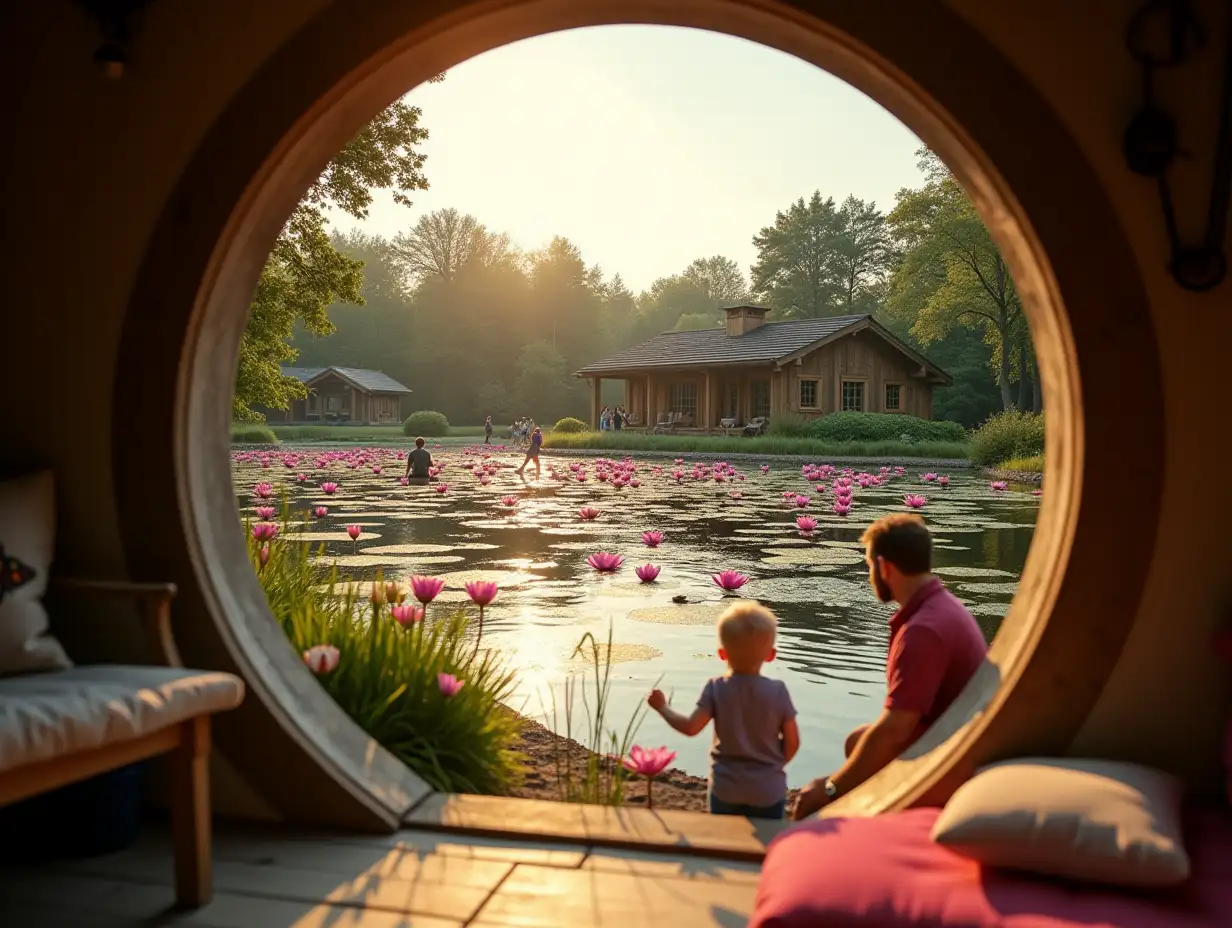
[[823, 778, 839, 799]]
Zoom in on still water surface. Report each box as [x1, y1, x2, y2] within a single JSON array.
[[233, 444, 1037, 785]]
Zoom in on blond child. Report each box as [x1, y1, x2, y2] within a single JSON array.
[[648, 602, 799, 819]]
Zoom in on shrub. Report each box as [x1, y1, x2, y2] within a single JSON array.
[[997, 454, 1044, 473], [803, 412, 967, 444], [230, 422, 278, 444], [766, 414, 812, 439], [552, 417, 588, 434], [247, 505, 523, 793], [968, 409, 1045, 465], [402, 410, 450, 437]]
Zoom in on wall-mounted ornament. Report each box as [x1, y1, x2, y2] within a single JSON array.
[[74, 0, 153, 79], [1125, 0, 1232, 292]]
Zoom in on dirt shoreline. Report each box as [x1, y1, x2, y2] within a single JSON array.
[[507, 715, 803, 813]]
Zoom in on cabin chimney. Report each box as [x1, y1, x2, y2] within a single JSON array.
[[724, 304, 769, 336]]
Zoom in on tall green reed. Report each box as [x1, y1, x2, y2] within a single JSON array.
[[245, 499, 524, 794]]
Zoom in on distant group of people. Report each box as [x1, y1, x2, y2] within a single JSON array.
[[510, 416, 535, 443], [599, 406, 628, 431]]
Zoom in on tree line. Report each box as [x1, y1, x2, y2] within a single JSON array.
[[235, 97, 1039, 430]]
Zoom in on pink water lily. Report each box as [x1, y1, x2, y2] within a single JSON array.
[[587, 552, 624, 572], [1032, 487, 1043, 497], [255, 505, 276, 520], [796, 515, 817, 535], [500, 496, 518, 507], [579, 506, 600, 521], [251, 522, 278, 542], [622, 745, 677, 810], [390, 604, 424, 627], [321, 482, 339, 495], [990, 481, 1009, 491], [832, 501, 852, 516], [257, 544, 270, 568], [465, 580, 499, 607], [399, 476, 409, 486], [795, 495, 810, 508], [641, 530, 664, 547], [635, 563, 661, 583], [313, 505, 328, 518], [760, 464, 770, 474], [437, 672, 465, 697], [410, 575, 445, 604], [938, 475, 950, 487], [904, 494, 927, 509], [345, 524, 362, 541], [712, 570, 749, 593], [728, 489, 743, 500], [303, 644, 340, 674], [253, 482, 273, 499]]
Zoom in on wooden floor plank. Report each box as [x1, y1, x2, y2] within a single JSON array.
[[58, 851, 510, 922], [469, 864, 757, 928], [406, 794, 785, 861], [580, 848, 763, 885], [87, 881, 462, 927]]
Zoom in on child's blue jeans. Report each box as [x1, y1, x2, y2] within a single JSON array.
[[709, 794, 787, 820]]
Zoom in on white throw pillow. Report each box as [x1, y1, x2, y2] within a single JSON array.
[[931, 757, 1190, 887], [0, 471, 71, 674]]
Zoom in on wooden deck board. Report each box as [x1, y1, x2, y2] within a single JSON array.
[[0, 816, 764, 926], [405, 793, 785, 861], [469, 864, 757, 927]]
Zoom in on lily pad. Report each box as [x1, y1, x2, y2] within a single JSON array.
[[626, 603, 726, 626]]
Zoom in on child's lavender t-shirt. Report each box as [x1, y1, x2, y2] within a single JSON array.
[[698, 674, 796, 806]]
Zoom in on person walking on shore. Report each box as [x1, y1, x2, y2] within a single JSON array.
[[484, 416, 493, 445]]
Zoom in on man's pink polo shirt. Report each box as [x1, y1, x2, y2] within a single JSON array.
[[884, 576, 987, 743]]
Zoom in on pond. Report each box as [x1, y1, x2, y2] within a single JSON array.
[[232, 443, 1038, 786]]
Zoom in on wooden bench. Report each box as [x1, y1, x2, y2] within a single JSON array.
[[0, 578, 244, 909]]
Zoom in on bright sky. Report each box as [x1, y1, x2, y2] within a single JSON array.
[[349, 25, 926, 293]]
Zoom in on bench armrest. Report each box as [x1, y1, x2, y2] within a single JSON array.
[[52, 577, 183, 668]]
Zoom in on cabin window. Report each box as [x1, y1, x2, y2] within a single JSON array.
[[841, 381, 865, 412], [723, 381, 740, 418], [751, 380, 770, 418], [307, 392, 319, 412], [884, 383, 902, 411], [798, 378, 819, 409], [326, 395, 341, 413], [669, 381, 698, 421]]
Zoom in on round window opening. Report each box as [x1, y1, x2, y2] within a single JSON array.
[[115, 0, 1162, 825]]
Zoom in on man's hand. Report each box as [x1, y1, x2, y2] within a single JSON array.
[[647, 689, 667, 712], [792, 777, 833, 821]]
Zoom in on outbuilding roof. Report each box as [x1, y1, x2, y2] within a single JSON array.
[[280, 365, 412, 394]]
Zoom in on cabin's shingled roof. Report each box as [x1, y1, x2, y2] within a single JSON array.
[[280, 366, 412, 394], [575, 314, 950, 384]]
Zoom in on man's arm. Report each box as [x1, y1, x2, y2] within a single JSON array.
[[793, 625, 947, 819], [648, 688, 711, 736]]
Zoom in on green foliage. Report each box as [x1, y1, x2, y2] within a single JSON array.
[[997, 454, 1044, 473], [542, 430, 969, 460], [402, 410, 450, 436], [230, 423, 279, 444], [885, 149, 1026, 411], [549, 627, 655, 806], [248, 505, 523, 794], [235, 98, 433, 420], [552, 417, 587, 434], [769, 411, 965, 444], [751, 192, 891, 318], [968, 409, 1045, 465]]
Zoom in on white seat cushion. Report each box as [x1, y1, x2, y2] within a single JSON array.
[[0, 664, 244, 773]]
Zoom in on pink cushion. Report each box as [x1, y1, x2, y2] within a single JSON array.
[[751, 807, 1232, 928]]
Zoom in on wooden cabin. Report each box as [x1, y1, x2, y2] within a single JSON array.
[[576, 306, 951, 430], [261, 366, 412, 424]]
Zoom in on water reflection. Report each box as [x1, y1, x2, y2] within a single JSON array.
[[233, 446, 1038, 782]]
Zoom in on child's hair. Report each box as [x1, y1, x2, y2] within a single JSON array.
[[717, 602, 778, 662]]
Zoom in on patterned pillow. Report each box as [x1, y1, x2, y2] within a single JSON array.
[[0, 471, 71, 674]]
